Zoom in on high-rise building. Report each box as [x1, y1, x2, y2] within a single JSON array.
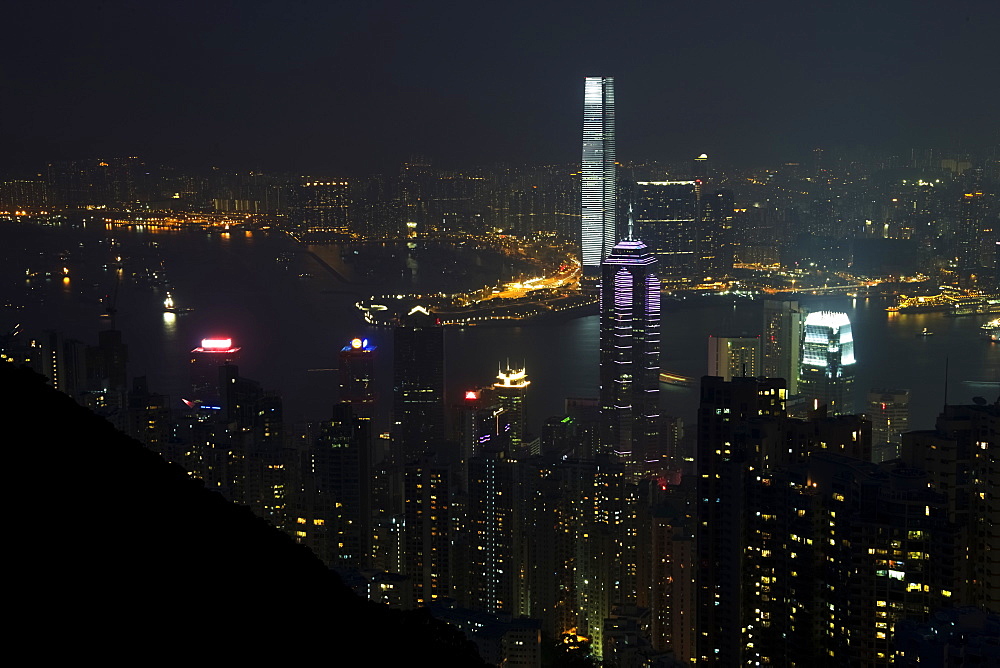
[[599, 238, 660, 463], [582, 76, 616, 274], [706, 335, 760, 381], [902, 399, 999, 612], [696, 376, 787, 665], [867, 389, 910, 462], [762, 299, 803, 394], [632, 181, 700, 283], [392, 314, 445, 450], [339, 337, 376, 419], [492, 364, 530, 448], [188, 337, 241, 407], [799, 311, 856, 414]]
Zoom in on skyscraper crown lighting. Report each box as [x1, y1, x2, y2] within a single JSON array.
[[495, 366, 530, 389], [803, 311, 855, 367]]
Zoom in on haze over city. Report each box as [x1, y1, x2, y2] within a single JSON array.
[[3, 0, 999, 173]]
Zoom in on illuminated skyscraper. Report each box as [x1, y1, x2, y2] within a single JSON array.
[[799, 311, 856, 414], [188, 337, 240, 406], [582, 76, 616, 274], [492, 364, 530, 447], [339, 337, 376, 419], [599, 238, 660, 462]]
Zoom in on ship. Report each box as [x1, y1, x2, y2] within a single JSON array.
[[892, 293, 1000, 316], [163, 292, 193, 314], [983, 318, 1000, 342]]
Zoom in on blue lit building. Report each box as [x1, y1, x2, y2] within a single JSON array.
[[599, 238, 660, 462]]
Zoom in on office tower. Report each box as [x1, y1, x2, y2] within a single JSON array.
[[691, 153, 709, 181], [492, 364, 529, 448], [706, 335, 760, 381], [799, 311, 855, 414], [632, 181, 700, 283], [188, 337, 241, 406], [867, 389, 910, 462], [582, 76, 616, 274], [700, 188, 733, 277], [290, 179, 350, 235], [762, 299, 803, 394], [339, 337, 376, 419], [392, 313, 445, 450], [599, 238, 660, 463]]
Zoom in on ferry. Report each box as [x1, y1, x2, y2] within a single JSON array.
[[983, 318, 1000, 342], [163, 292, 193, 314]]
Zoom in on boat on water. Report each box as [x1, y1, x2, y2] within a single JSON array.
[[983, 318, 1000, 342], [163, 292, 193, 314], [917, 327, 934, 337], [891, 292, 1000, 316]]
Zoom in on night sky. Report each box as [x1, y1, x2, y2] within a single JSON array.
[[3, 0, 998, 174]]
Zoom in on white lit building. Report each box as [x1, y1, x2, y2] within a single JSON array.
[[582, 76, 616, 274], [799, 311, 856, 415]]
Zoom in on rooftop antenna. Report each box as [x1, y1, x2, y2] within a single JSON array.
[[627, 202, 635, 240]]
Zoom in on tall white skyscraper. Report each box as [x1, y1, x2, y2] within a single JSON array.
[[582, 76, 616, 274]]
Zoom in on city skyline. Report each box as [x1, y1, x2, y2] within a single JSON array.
[[2, 4, 998, 663]]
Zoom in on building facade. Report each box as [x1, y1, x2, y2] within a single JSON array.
[[707, 335, 761, 381], [599, 239, 660, 463], [632, 181, 699, 283], [582, 76, 616, 274], [799, 311, 856, 414]]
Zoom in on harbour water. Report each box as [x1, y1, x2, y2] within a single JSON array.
[[2, 220, 997, 433]]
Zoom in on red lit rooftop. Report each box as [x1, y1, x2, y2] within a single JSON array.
[[192, 338, 241, 353]]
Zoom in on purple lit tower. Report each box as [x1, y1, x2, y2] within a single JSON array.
[[599, 233, 661, 463]]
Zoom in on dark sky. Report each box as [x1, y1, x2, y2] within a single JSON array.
[[2, 0, 998, 174]]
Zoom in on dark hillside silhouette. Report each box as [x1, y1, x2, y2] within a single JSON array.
[[3, 363, 487, 665]]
